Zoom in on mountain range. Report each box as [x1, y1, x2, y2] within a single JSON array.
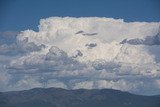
[[0, 87, 160, 107]]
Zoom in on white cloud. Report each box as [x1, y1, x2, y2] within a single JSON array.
[[73, 81, 94, 89], [0, 72, 10, 91], [7, 77, 43, 91], [47, 79, 68, 89], [0, 17, 160, 95]]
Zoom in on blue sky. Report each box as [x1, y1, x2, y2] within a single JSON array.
[[0, 0, 160, 31]]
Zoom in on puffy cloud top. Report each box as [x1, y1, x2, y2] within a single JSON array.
[[0, 17, 160, 95]]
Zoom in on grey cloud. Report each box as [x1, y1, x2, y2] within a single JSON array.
[[0, 40, 45, 56], [92, 59, 120, 71], [75, 30, 98, 36], [0, 31, 19, 45], [5, 45, 160, 95], [82, 33, 98, 36], [75, 30, 84, 34], [85, 43, 97, 49], [8, 46, 86, 73], [120, 30, 160, 45], [72, 50, 83, 58], [16, 37, 45, 53], [0, 44, 16, 55]]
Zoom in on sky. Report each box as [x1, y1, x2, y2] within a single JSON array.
[[0, 0, 160, 95], [0, 0, 160, 31]]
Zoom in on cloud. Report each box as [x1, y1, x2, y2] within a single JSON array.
[[120, 30, 160, 45], [0, 17, 160, 95], [0, 31, 19, 45], [16, 37, 45, 53], [0, 44, 16, 55], [7, 46, 85, 73]]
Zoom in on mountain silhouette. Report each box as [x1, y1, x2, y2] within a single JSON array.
[[0, 87, 160, 107]]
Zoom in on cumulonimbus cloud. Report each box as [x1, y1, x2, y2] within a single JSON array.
[[0, 17, 160, 95]]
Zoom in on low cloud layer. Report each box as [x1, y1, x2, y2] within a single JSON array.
[[0, 17, 160, 95]]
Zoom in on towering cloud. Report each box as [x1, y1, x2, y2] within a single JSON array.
[[0, 17, 160, 95]]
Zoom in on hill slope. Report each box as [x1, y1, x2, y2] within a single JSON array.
[[0, 88, 160, 107]]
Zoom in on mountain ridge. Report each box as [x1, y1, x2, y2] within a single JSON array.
[[0, 87, 160, 107]]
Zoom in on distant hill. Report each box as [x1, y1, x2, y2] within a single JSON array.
[[0, 88, 160, 107]]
